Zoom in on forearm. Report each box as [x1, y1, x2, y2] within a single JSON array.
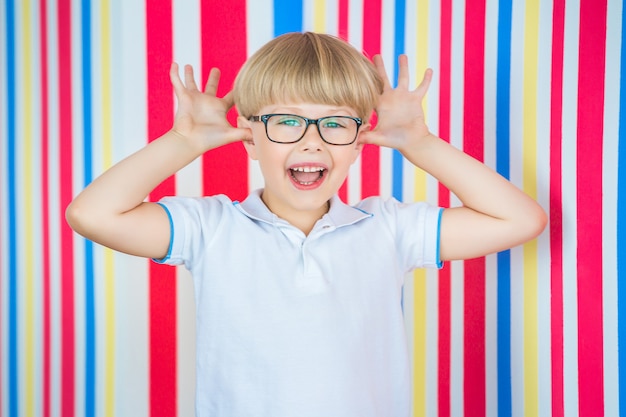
[[401, 134, 529, 215], [65, 63, 250, 258], [400, 134, 547, 259], [66, 130, 204, 234]]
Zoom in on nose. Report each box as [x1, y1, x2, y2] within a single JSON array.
[[299, 122, 324, 151]]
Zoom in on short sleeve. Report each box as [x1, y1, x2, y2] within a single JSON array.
[[357, 197, 443, 271], [151, 195, 234, 270]]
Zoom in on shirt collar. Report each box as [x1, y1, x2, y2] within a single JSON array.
[[234, 189, 373, 229]]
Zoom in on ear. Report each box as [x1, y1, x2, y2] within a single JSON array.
[[238, 116, 258, 160], [350, 123, 369, 163]]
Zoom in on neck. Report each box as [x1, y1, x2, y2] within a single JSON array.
[[261, 193, 330, 236], [288, 201, 330, 235]]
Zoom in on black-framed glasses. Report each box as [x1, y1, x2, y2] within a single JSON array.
[[249, 114, 362, 146]]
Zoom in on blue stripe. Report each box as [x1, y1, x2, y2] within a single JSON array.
[[618, 1, 626, 414], [5, 1, 18, 416], [81, 1, 96, 415], [495, 0, 512, 415], [273, 0, 302, 36], [392, 0, 406, 201]]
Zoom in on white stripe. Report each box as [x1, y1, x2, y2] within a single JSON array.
[[173, 0, 202, 199], [401, 280, 415, 412], [111, 1, 150, 415], [246, 0, 274, 193], [347, 0, 363, 51], [176, 265, 196, 417], [402, 0, 414, 203], [425, 268, 440, 416], [247, 0, 274, 56], [483, 0, 497, 175], [602, 0, 622, 414], [379, 0, 395, 199], [426, 0, 441, 161], [113, 255, 150, 417], [46, 1, 63, 414], [326, 0, 339, 35], [171, 2, 201, 416], [302, 0, 315, 31], [561, 0, 581, 415], [450, 261, 465, 417], [402, 158, 416, 205], [346, 0, 363, 205]]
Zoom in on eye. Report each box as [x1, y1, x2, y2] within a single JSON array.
[[320, 117, 348, 129], [272, 115, 304, 127]]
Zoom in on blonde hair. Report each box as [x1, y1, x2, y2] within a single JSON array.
[[233, 32, 383, 122]]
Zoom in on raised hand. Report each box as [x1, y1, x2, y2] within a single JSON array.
[[359, 55, 433, 152], [169, 63, 251, 150]]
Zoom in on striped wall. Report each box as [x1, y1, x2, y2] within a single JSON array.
[[0, 0, 622, 416]]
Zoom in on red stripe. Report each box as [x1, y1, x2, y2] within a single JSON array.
[[437, 0, 452, 415], [58, 1, 75, 416], [338, 180, 348, 202], [576, 1, 607, 415], [549, 1, 565, 416], [40, 0, 52, 416], [361, 0, 381, 198], [463, 0, 486, 415], [338, 0, 349, 41], [146, 2, 177, 416], [201, 0, 248, 201]]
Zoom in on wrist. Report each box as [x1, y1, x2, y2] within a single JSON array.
[[398, 131, 439, 156], [167, 129, 213, 155]]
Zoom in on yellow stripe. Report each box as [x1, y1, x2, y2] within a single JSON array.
[[415, 0, 429, 76], [522, 1, 540, 414], [413, 1, 429, 415], [21, 1, 40, 417], [312, 0, 326, 32], [100, 0, 116, 414], [21, 1, 35, 415], [412, 270, 427, 417]]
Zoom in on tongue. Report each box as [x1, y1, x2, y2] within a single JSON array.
[[291, 170, 321, 183]]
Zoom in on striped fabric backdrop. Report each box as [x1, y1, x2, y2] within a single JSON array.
[[0, 0, 622, 416]]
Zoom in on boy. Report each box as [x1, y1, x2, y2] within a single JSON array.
[[66, 32, 546, 416]]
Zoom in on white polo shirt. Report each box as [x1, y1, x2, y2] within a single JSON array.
[[156, 190, 442, 417]]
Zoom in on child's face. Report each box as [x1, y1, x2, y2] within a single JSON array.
[[241, 102, 366, 223]]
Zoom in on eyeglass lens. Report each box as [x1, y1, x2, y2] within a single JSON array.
[[265, 114, 358, 145]]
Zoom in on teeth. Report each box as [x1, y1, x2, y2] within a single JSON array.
[[291, 166, 325, 172]]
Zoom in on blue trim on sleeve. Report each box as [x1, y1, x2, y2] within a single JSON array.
[[152, 202, 174, 264], [435, 208, 444, 268]]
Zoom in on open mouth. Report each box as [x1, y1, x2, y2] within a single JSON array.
[[289, 166, 327, 186]]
